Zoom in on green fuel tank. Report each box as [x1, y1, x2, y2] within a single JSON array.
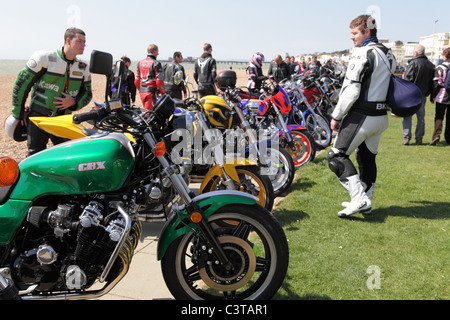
[[10, 132, 136, 200]]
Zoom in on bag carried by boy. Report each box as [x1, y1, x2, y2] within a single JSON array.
[[387, 75, 423, 117], [374, 46, 423, 117]]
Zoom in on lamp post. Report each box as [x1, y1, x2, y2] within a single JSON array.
[[433, 20, 439, 64]]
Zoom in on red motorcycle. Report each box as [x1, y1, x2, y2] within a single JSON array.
[[235, 83, 316, 168], [300, 70, 341, 122]]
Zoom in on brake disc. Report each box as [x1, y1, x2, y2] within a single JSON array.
[[198, 236, 256, 292]]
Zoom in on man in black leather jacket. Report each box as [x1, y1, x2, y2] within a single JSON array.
[[268, 55, 292, 83], [164, 51, 187, 100], [402, 45, 435, 145], [194, 43, 217, 98]]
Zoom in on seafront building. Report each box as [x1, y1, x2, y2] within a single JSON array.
[[382, 32, 450, 65], [307, 32, 450, 69]]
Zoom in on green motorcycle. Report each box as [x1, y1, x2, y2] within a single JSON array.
[[0, 51, 289, 300]]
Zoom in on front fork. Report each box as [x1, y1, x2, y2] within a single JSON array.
[[198, 113, 236, 190], [272, 104, 297, 151], [143, 132, 232, 267], [232, 102, 269, 166]]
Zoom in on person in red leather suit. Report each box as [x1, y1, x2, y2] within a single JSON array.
[[135, 44, 165, 110]]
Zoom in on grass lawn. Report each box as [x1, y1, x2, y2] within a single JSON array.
[[273, 101, 449, 300]]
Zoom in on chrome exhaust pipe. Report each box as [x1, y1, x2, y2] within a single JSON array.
[[21, 220, 142, 300]]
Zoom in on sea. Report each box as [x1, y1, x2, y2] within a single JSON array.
[[0, 60, 29, 74], [0, 59, 254, 75]]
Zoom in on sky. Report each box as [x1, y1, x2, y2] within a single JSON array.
[[1, 0, 449, 62]]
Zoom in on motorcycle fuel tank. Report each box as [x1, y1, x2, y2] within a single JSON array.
[[10, 132, 135, 200]]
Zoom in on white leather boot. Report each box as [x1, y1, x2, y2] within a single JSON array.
[[341, 182, 374, 215], [337, 175, 372, 217]]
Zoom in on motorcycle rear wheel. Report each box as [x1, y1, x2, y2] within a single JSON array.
[[161, 204, 289, 300], [202, 166, 274, 211]]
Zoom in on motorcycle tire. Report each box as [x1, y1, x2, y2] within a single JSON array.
[[161, 204, 289, 300], [283, 130, 316, 167], [202, 166, 274, 211], [260, 147, 295, 197], [305, 113, 332, 150]]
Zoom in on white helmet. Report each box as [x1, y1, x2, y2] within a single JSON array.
[[4, 114, 27, 142]]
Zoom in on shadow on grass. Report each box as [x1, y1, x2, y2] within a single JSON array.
[[288, 176, 317, 192], [343, 200, 450, 223], [275, 273, 332, 300], [275, 209, 310, 230]]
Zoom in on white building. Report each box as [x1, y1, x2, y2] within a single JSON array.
[[384, 41, 405, 65], [381, 33, 449, 66], [419, 32, 450, 65], [403, 42, 419, 62]]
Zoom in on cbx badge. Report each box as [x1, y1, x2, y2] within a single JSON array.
[[78, 161, 107, 172]]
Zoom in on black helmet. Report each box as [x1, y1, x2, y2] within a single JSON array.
[[215, 70, 237, 90]]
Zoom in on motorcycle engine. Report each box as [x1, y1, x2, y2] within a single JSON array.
[[11, 198, 131, 292]]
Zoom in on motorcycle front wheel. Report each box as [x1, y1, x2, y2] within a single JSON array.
[[260, 147, 295, 197], [283, 130, 316, 167], [305, 113, 332, 150], [202, 166, 274, 211], [161, 204, 289, 300]]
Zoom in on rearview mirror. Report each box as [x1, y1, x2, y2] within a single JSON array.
[[174, 70, 183, 85], [114, 60, 125, 78], [89, 50, 113, 75]]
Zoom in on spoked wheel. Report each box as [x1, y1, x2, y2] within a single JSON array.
[[283, 130, 316, 168], [305, 113, 332, 150], [260, 147, 295, 197], [161, 204, 289, 300], [202, 166, 274, 211]]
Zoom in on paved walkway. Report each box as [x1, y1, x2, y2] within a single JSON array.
[[99, 180, 288, 300], [98, 220, 173, 300]]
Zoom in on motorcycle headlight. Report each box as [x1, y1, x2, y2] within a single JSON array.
[[247, 101, 260, 114], [284, 80, 292, 89]]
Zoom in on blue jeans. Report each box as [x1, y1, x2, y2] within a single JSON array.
[[402, 97, 426, 140]]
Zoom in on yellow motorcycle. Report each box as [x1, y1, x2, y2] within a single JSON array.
[[31, 106, 274, 212], [31, 70, 274, 213], [178, 94, 274, 211]]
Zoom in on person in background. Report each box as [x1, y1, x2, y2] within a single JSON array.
[[401, 45, 435, 145], [284, 55, 293, 73], [110, 55, 136, 105], [327, 14, 396, 218], [246, 52, 267, 92], [322, 59, 335, 75], [290, 56, 301, 74], [135, 44, 165, 110], [194, 43, 217, 98], [299, 56, 307, 73], [164, 51, 187, 100], [306, 55, 322, 74], [430, 47, 450, 145], [268, 54, 292, 83], [11, 27, 92, 156]]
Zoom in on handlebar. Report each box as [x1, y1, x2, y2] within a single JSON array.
[[73, 108, 107, 124], [224, 88, 242, 103]]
